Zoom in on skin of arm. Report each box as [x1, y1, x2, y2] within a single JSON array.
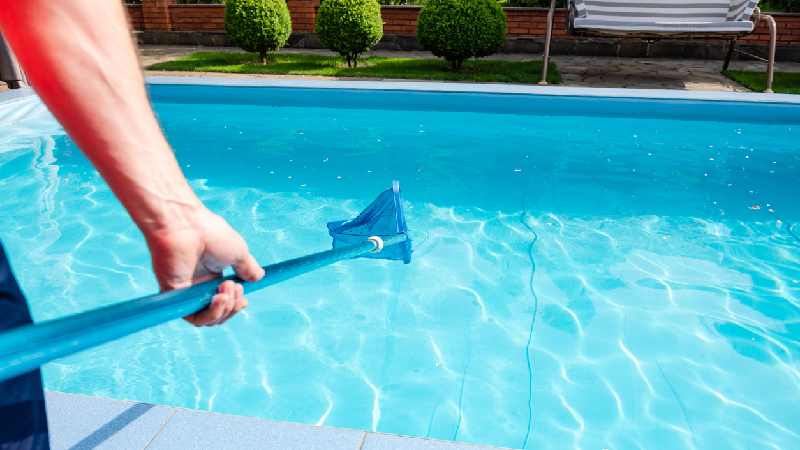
[[0, 1, 264, 326]]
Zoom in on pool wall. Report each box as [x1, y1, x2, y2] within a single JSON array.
[[145, 76, 800, 105]]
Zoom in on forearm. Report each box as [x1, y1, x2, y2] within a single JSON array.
[[0, 1, 200, 233]]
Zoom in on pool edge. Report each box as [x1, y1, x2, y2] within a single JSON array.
[[4, 79, 799, 106], [144, 75, 800, 105], [0, 86, 35, 104], [46, 390, 507, 450]]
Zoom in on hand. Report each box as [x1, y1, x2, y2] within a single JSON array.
[[143, 206, 265, 326]]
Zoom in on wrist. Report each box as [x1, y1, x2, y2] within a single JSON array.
[[132, 183, 207, 238]]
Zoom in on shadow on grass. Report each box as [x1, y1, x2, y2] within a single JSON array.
[[149, 51, 560, 84]]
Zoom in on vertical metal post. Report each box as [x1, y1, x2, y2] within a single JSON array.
[[539, 0, 558, 85], [762, 14, 776, 93], [722, 38, 735, 72]]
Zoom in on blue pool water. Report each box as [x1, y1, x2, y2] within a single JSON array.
[[1, 85, 799, 449]]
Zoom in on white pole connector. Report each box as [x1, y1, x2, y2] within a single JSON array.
[[367, 236, 384, 253]]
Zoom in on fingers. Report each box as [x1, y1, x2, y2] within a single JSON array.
[[233, 252, 265, 282], [184, 280, 247, 327], [218, 283, 247, 326]]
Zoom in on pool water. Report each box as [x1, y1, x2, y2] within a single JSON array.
[[1, 86, 798, 450]]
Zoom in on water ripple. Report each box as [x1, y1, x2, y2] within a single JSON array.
[[1, 102, 798, 449]]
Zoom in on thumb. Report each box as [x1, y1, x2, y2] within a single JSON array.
[[234, 253, 265, 282]]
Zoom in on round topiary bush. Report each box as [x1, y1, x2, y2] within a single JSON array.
[[225, 0, 292, 64], [316, 0, 383, 67], [417, 0, 507, 70]]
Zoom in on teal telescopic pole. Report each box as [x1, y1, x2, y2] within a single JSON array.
[[0, 234, 407, 382]]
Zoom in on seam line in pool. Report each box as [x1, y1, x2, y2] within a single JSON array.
[[452, 329, 472, 441], [142, 408, 177, 450], [520, 208, 540, 450], [656, 362, 696, 447]]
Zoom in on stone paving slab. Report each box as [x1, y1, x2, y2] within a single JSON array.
[[146, 408, 364, 450], [362, 433, 498, 450], [46, 391, 502, 450], [46, 391, 174, 450], [139, 45, 800, 93]]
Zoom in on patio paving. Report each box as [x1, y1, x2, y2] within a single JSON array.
[[139, 45, 800, 92], [46, 391, 502, 450]]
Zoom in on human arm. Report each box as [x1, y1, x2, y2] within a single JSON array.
[[0, 1, 264, 325]]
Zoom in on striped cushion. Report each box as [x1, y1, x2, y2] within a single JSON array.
[[727, 0, 758, 20], [571, 0, 759, 22], [573, 17, 755, 32], [573, 0, 589, 18]]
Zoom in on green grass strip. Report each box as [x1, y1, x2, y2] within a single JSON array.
[[724, 70, 800, 94], [148, 51, 560, 84]]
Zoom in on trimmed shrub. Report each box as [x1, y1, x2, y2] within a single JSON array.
[[417, 0, 507, 70], [316, 0, 384, 67], [224, 0, 292, 64]]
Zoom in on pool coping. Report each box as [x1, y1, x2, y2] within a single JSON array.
[[0, 86, 36, 105], [144, 75, 800, 105], [3, 77, 800, 105], [46, 390, 504, 450]]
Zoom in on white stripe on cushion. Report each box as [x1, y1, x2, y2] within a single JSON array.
[[584, 0, 729, 5], [587, 8, 730, 18], [572, 0, 589, 18], [576, 0, 761, 23], [728, 0, 758, 20], [573, 17, 755, 32], [587, 14, 730, 23]]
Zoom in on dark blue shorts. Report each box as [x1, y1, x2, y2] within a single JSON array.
[[0, 244, 49, 450]]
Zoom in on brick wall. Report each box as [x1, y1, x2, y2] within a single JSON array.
[[358, 6, 572, 38], [287, 0, 320, 33], [170, 5, 224, 32], [126, 4, 144, 31], [381, 6, 417, 36], [129, 1, 800, 48], [745, 12, 800, 44], [131, 1, 319, 34], [506, 7, 569, 38], [141, 0, 172, 31]]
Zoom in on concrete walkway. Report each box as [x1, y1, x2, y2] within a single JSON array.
[[47, 391, 501, 450], [139, 45, 800, 92]]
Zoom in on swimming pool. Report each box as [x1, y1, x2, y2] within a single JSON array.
[[1, 81, 798, 450]]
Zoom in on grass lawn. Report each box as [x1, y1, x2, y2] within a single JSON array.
[[147, 51, 560, 84], [724, 70, 800, 94]]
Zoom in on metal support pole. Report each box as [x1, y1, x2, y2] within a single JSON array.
[[722, 39, 736, 72], [539, 0, 558, 85], [761, 14, 776, 93]]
